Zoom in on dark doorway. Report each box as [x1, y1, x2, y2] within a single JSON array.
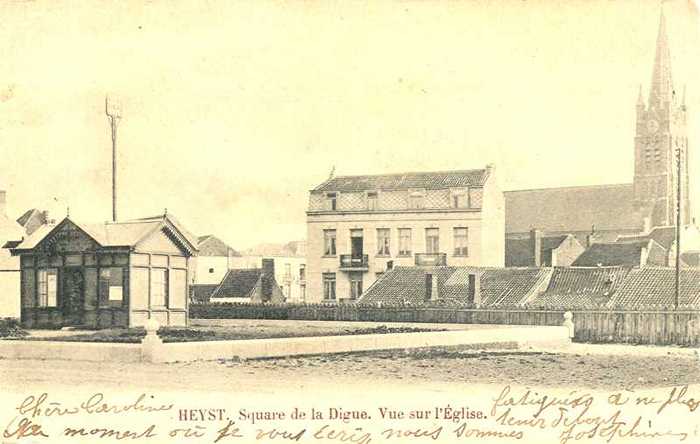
[[61, 268, 84, 326], [350, 230, 364, 257]]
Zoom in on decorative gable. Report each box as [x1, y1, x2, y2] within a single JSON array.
[[136, 226, 191, 256], [36, 220, 100, 253]]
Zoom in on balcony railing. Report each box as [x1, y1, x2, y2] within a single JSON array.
[[415, 253, 447, 266], [339, 254, 369, 270]]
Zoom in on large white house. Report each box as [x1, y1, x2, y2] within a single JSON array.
[[306, 165, 505, 303]]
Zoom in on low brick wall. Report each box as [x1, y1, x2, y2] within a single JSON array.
[[151, 325, 569, 363]]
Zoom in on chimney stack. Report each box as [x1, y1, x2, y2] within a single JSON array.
[[468, 272, 481, 307], [261, 258, 275, 300], [425, 273, 439, 302], [530, 229, 542, 267], [586, 225, 597, 248], [0, 190, 6, 217]]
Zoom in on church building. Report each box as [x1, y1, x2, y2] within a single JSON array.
[[505, 12, 695, 256]]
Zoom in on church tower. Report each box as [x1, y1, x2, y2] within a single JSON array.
[[633, 11, 690, 227]]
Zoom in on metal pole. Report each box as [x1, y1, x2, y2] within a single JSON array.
[[105, 96, 120, 223], [111, 117, 117, 222], [675, 146, 681, 309]]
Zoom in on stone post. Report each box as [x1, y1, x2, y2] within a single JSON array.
[[141, 318, 163, 363], [563, 311, 575, 339]]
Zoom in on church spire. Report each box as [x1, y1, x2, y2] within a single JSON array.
[[648, 10, 674, 108]]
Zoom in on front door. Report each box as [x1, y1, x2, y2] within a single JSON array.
[[61, 268, 84, 326]]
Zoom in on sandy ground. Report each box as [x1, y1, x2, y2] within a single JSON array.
[[2, 320, 698, 393]]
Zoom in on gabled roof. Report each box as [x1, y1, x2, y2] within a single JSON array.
[[197, 235, 240, 257], [190, 284, 219, 303], [505, 183, 649, 235], [312, 168, 490, 193], [242, 241, 305, 258], [357, 266, 550, 307], [11, 213, 198, 255], [609, 267, 700, 307], [572, 240, 656, 267], [210, 269, 263, 299], [530, 266, 631, 308], [616, 225, 683, 250]]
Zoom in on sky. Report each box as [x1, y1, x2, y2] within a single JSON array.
[[0, 0, 699, 250]]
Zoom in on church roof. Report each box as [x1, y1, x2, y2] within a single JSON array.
[[312, 168, 490, 193], [504, 183, 649, 235]]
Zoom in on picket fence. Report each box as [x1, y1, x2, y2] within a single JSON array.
[[190, 303, 700, 346]]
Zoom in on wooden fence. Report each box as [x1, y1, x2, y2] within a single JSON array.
[[190, 303, 700, 346]]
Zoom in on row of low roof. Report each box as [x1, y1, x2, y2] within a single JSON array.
[[358, 265, 700, 308]]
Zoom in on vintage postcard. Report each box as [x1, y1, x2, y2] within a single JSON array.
[[1, 0, 700, 443]]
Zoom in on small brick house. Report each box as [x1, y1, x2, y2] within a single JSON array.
[[203, 258, 285, 303], [11, 213, 198, 329]]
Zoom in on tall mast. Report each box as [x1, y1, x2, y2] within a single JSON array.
[[105, 96, 122, 222]]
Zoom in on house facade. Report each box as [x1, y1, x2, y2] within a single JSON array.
[[11, 213, 198, 328], [207, 258, 285, 304], [230, 241, 307, 302], [306, 166, 504, 303], [193, 235, 240, 285], [0, 191, 25, 319]]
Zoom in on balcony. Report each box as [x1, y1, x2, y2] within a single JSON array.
[[339, 254, 369, 271], [415, 253, 447, 266]]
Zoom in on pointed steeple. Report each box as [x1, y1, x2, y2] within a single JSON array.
[[637, 84, 644, 108], [648, 10, 674, 108]]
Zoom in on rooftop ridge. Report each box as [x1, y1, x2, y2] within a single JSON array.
[[331, 167, 487, 180], [504, 182, 633, 194]]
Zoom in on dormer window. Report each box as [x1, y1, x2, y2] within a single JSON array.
[[367, 191, 378, 210], [451, 188, 468, 208], [408, 190, 425, 209], [326, 192, 337, 211]]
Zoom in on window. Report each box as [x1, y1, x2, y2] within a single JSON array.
[[451, 189, 468, 208], [367, 191, 378, 210], [284, 263, 291, 279], [426, 228, 440, 254], [326, 193, 337, 211], [300, 284, 306, 302], [453, 227, 469, 256], [208, 268, 214, 273], [151, 268, 168, 307], [37, 268, 58, 307], [350, 272, 363, 300], [299, 264, 306, 281], [323, 230, 337, 256], [376, 228, 391, 256], [100, 267, 124, 303], [398, 228, 412, 256], [283, 284, 291, 298], [409, 191, 424, 209], [323, 273, 336, 300]]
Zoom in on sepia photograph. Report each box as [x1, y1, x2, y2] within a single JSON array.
[[1, 0, 700, 443]]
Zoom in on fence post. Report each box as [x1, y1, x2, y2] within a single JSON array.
[[141, 318, 163, 363], [563, 311, 574, 339]]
